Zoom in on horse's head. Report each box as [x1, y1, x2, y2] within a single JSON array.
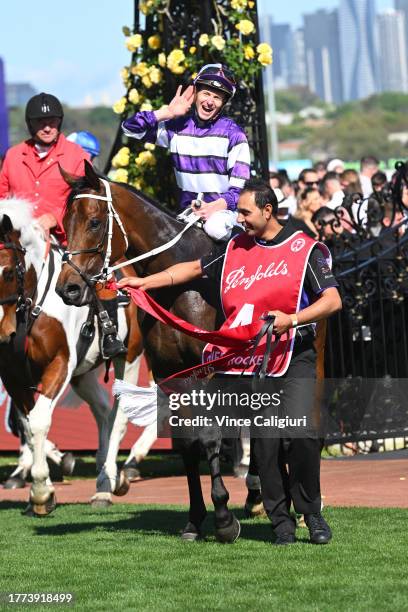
[[56, 161, 128, 306], [0, 213, 27, 343]]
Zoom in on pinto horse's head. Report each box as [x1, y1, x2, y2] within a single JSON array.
[[0, 214, 25, 343], [56, 161, 128, 306]]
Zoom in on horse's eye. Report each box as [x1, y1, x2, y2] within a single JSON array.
[[89, 218, 101, 231]]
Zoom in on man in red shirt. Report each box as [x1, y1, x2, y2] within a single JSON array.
[[0, 92, 89, 242]]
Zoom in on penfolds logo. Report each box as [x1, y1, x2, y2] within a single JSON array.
[[224, 260, 288, 292]]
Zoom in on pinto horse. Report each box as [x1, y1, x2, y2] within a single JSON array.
[[0, 198, 148, 515], [56, 161, 241, 542]]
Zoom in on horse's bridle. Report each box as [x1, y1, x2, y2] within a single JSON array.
[[0, 240, 30, 311], [62, 178, 129, 285]]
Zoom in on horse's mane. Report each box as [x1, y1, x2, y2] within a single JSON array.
[[65, 170, 178, 222], [0, 197, 46, 272]]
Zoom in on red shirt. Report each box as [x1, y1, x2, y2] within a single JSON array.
[[0, 134, 90, 241]]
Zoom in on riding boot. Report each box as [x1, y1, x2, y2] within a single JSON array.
[[97, 296, 127, 359]]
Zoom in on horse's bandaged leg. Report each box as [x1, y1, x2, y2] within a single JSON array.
[[28, 394, 55, 504], [129, 421, 157, 464], [44, 438, 64, 465]]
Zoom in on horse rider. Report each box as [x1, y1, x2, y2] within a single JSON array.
[[67, 130, 101, 162], [117, 179, 342, 545], [122, 63, 250, 241], [0, 93, 125, 358]]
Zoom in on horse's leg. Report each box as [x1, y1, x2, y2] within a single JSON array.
[[244, 438, 266, 518], [177, 439, 207, 540], [200, 427, 240, 543], [123, 420, 157, 481], [26, 355, 70, 515], [70, 371, 110, 473], [43, 439, 76, 477], [3, 406, 32, 489], [92, 355, 138, 506]]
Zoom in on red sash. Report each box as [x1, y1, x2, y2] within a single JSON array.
[[202, 231, 327, 376]]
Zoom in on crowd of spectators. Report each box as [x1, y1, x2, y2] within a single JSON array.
[[269, 156, 406, 244]]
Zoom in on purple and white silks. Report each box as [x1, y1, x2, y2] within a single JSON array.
[[122, 111, 250, 211]]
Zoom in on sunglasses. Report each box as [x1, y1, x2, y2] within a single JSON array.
[[305, 181, 319, 187]]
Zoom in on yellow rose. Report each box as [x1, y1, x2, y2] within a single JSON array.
[[140, 101, 153, 111], [167, 49, 185, 64], [149, 66, 162, 84], [128, 88, 140, 104], [244, 45, 255, 60], [191, 72, 198, 79], [158, 52, 167, 68], [113, 169, 128, 183], [139, 0, 154, 15], [112, 147, 130, 168], [120, 67, 130, 83], [231, 0, 247, 10], [144, 142, 156, 151], [132, 61, 149, 77], [189, 46, 196, 55], [136, 151, 156, 167], [179, 38, 185, 49], [125, 33, 142, 52], [198, 34, 209, 47], [211, 35, 226, 51], [112, 97, 126, 114], [131, 179, 144, 190], [142, 74, 152, 88], [256, 42, 272, 55], [235, 19, 255, 35], [258, 52, 272, 66], [248, 0, 255, 6], [148, 34, 161, 50], [169, 63, 186, 75]]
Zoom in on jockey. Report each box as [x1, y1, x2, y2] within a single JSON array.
[[67, 131, 101, 161], [0, 93, 89, 243], [122, 64, 250, 240]]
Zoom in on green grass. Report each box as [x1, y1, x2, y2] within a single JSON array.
[[0, 504, 407, 611]]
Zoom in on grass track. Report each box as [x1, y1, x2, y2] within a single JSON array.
[[1, 504, 407, 611]]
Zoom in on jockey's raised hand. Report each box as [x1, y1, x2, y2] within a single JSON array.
[[192, 198, 227, 221], [155, 85, 195, 122]]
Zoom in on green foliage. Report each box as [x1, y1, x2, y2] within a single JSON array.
[[275, 87, 325, 114]]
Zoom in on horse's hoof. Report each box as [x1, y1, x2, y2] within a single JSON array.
[[23, 493, 56, 517], [3, 476, 26, 489], [113, 471, 130, 497], [61, 452, 76, 477], [244, 500, 267, 518], [216, 515, 241, 544], [181, 521, 203, 541], [91, 498, 113, 509], [123, 466, 142, 482]]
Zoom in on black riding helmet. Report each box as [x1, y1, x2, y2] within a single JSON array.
[[25, 93, 64, 135]]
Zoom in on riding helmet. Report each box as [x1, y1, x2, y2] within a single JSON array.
[[25, 93, 64, 133], [67, 131, 101, 158]]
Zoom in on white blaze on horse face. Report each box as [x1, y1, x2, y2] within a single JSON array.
[[0, 305, 4, 324]]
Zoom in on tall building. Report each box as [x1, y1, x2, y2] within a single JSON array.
[[290, 29, 307, 87], [395, 0, 408, 55], [269, 23, 292, 90], [377, 10, 408, 92], [339, 0, 378, 100], [303, 9, 343, 104], [6, 83, 37, 108]]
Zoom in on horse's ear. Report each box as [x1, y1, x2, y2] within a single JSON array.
[[84, 160, 100, 192], [59, 163, 81, 186], [1, 214, 13, 235]]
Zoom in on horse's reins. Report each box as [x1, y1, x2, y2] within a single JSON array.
[[62, 178, 199, 284]]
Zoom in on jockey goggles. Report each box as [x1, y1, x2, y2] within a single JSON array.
[[193, 64, 237, 100]]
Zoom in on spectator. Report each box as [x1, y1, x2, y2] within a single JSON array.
[[360, 156, 380, 199], [298, 168, 319, 196], [269, 171, 282, 190], [314, 161, 327, 181], [0, 92, 89, 242], [295, 187, 322, 237], [322, 172, 345, 210], [326, 158, 345, 174], [312, 206, 345, 242], [340, 169, 362, 195], [371, 171, 387, 193]]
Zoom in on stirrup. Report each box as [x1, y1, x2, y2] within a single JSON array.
[[101, 334, 127, 359]]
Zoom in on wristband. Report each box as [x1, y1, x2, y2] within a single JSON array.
[[290, 315, 298, 328]]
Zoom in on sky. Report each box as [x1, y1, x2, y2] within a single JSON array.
[[0, 0, 395, 107]]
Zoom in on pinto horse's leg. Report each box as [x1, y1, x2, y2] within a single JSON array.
[[177, 439, 207, 540], [3, 407, 32, 489], [200, 427, 241, 543]]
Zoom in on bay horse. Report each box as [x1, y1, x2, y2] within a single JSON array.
[[0, 198, 150, 514], [56, 161, 241, 542]]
